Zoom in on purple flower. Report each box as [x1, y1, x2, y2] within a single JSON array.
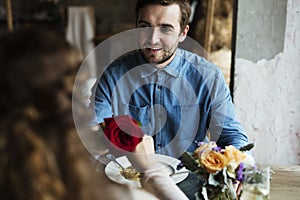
[[195, 141, 205, 147], [176, 161, 185, 170], [212, 146, 222, 152], [236, 163, 244, 181]]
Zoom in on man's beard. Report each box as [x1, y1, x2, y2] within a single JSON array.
[[139, 42, 178, 65], [158, 48, 177, 64]]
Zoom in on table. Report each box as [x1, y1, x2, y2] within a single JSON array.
[[177, 165, 300, 200], [98, 152, 300, 200], [268, 165, 300, 200]]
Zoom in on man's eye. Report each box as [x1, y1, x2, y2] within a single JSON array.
[[137, 24, 150, 28], [160, 27, 173, 33]]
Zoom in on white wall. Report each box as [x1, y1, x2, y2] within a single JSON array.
[[234, 0, 300, 165]]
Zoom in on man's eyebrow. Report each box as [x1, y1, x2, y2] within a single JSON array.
[[137, 20, 174, 28], [136, 20, 150, 25], [159, 23, 174, 28]]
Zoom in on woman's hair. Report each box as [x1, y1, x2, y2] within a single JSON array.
[[0, 28, 102, 200], [135, 0, 191, 32]]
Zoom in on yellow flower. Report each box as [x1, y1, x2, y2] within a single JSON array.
[[200, 150, 229, 174], [223, 145, 247, 178]]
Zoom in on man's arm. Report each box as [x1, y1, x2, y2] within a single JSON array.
[[207, 70, 248, 149], [89, 70, 114, 126]]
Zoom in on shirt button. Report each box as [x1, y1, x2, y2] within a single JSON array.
[[157, 144, 161, 147], [157, 85, 162, 89]]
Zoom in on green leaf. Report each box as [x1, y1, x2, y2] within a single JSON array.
[[239, 143, 254, 152], [180, 152, 208, 181], [180, 152, 199, 172]]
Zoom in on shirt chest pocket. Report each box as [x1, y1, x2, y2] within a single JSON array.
[[116, 103, 151, 128]]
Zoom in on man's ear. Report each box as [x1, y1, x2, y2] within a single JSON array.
[[179, 25, 189, 42]]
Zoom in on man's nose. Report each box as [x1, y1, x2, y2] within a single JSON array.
[[148, 27, 161, 44]]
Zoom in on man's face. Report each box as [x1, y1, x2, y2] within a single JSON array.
[[136, 4, 189, 68]]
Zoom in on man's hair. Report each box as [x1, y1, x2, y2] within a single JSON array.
[[135, 0, 191, 32]]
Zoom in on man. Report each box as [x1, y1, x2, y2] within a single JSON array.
[[91, 0, 248, 158]]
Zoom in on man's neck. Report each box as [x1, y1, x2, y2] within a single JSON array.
[[153, 52, 176, 69]]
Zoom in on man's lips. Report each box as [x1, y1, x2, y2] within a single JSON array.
[[145, 47, 162, 53]]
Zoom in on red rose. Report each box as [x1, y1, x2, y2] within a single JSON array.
[[103, 115, 144, 152]]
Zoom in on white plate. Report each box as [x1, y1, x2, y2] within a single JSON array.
[[104, 154, 189, 188]]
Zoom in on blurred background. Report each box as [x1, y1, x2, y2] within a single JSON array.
[[0, 0, 299, 165], [0, 0, 234, 84]]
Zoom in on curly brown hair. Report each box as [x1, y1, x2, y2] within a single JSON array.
[[135, 0, 191, 32], [0, 28, 108, 200]]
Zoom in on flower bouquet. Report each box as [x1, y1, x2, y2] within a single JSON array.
[[177, 141, 255, 200]]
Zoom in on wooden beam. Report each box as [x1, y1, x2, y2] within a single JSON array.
[[5, 0, 13, 31], [204, 0, 215, 53]]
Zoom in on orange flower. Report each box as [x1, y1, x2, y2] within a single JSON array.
[[224, 145, 246, 162], [200, 150, 229, 174], [223, 145, 247, 177]]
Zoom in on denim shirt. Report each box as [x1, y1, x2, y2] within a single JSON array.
[[91, 49, 248, 158]]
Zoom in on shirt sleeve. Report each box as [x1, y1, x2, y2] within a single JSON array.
[[207, 70, 248, 149], [90, 70, 114, 125]]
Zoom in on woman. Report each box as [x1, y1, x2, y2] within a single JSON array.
[[0, 28, 160, 200]]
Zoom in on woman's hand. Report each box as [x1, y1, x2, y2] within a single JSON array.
[[127, 135, 157, 172]]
